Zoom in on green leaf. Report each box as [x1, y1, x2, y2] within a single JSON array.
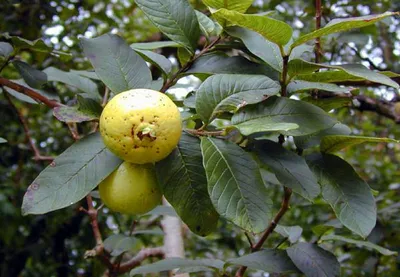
[[289, 44, 314, 61], [321, 234, 397, 256], [289, 59, 399, 89], [186, 52, 278, 77], [226, 27, 282, 72], [103, 234, 137, 256], [155, 133, 219, 236], [294, 123, 352, 150], [212, 9, 292, 46], [0, 137, 7, 144], [195, 74, 280, 124], [196, 11, 222, 39], [228, 249, 298, 273], [130, 257, 225, 276], [130, 41, 182, 50], [12, 60, 47, 89], [312, 224, 335, 237], [296, 70, 399, 84], [306, 154, 377, 238], [301, 97, 352, 112], [177, 47, 192, 67], [0, 42, 13, 58], [275, 225, 303, 243], [201, 137, 272, 233], [3, 79, 59, 104], [321, 135, 399, 153], [291, 12, 398, 49], [21, 133, 123, 215], [255, 140, 320, 201], [202, 0, 253, 13], [287, 242, 340, 277], [53, 95, 103, 123], [287, 80, 352, 94], [134, 0, 200, 53], [43, 67, 100, 100], [70, 70, 100, 80], [131, 229, 164, 236], [80, 34, 152, 93], [134, 49, 172, 76], [145, 205, 178, 217], [232, 96, 337, 136]]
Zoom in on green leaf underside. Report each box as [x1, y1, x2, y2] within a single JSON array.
[[320, 135, 399, 153], [306, 154, 377, 238], [291, 12, 398, 49], [21, 133, 122, 215], [12, 60, 47, 89], [213, 9, 292, 46], [232, 96, 337, 136], [156, 133, 219, 236], [186, 52, 278, 77], [70, 70, 100, 80], [287, 80, 352, 94], [201, 137, 272, 233], [226, 27, 283, 72], [202, 0, 253, 13], [103, 234, 137, 256], [53, 96, 103, 123], [301, 97, 352, 112], [287, 242, 340, 277], [289, 59, 399, 89], [81, 34, 152, 93], [275, 225, 303, 243], [134, 49, 172, 76], [321, 234, 397, 256], [3, 79, 59, 104], [195, 74, 280, 124], [130, 41, 182, 50], [294, 123, 352, 150], [134, 0, 200, 53], [255, 140, 320, 201], [43, 67, 100, 99], [130, 257, 225, 276], [228, 249, 298, 273], [196, 11, 222, 38]]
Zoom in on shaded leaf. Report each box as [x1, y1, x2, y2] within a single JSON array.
[[156, 133, 219, 236], [301, 97, 352, 112], [202, 0, 253, 13], [232, 96, 337, 136], [289, 44, 314, 61], [104, 234, 137, 256], [21, 133, 123, 215], [81, 34, 152, 93], [196, 11, 222, 38], [275, 225, 303, 243], [177, 47, 192, 67], [130, 257, 225, 276], [291, 12, 398, 49], [228, 249, 298, 273], [213, 9, 292, 46], [135, 0, 200, 53], [320, 135, 399, 153], [201, 137, 272, 233], [53, 95, 103, 123], [70, 70, 100, 80], [321, 234, 397, 256], [12, 60, 47, 89], [226, 27, 282, 72], [306, 154, 377, 237], [287, 242, 340, 277], [196, 74, 280, 124], [134, 49, 172, 76], [0, 42, 13, 58], [255, 140, 320, 201], [287, 80, 352, 94], [186, 52, 278, 77]]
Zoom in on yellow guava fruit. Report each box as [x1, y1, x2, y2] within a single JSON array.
[[98, 162, 162, 215], [100, 88, 182, 164]]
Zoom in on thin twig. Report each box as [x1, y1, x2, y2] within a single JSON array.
[[235, 187, 292, 277], [185, 129, 224, 137], [280, 55, 289, 97], [160, 37, 221, 93], [3, 91, 55, 161], [315, 0, 322, 64], [102, 86, 110, 107], [0, 77, 62, 108]]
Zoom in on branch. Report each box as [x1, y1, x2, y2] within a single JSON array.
[[117, 247, 165, 274], [314, 0, 322, 64], [235, 187, 292, 277], [160, 37, 221, 93], [0, 77, 62, 108], [3, 91, 55, 161]]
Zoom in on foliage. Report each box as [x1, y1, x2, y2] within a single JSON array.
[[1, 0, 400, 277]]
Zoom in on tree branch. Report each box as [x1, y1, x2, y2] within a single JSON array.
[[3, 90, 55, 161], [235, 187, 292, 277], [117, 247, 165, 274], [0, 77, 62, 108], [315, 0, 322, 64]]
